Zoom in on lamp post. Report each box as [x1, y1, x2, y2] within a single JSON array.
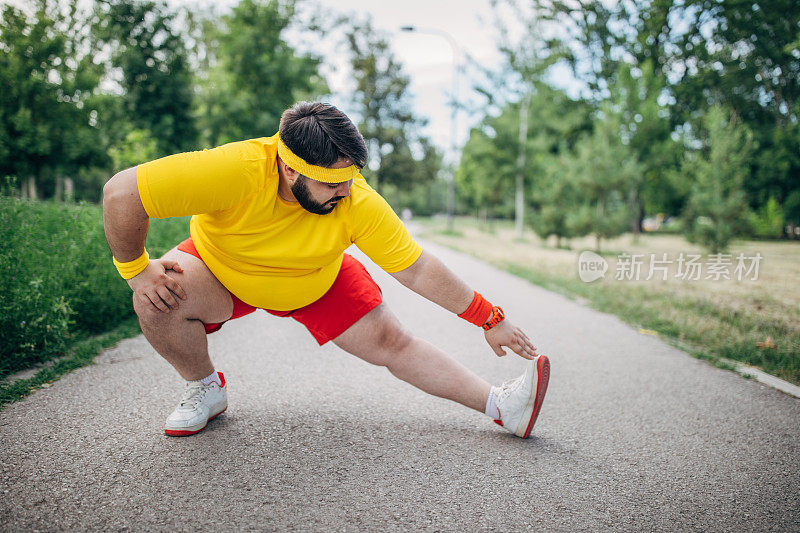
[[516, 89, 530, 240], [400, 25, 459, 232]]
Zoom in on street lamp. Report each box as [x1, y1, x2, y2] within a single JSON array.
[[400, 25, 459, 232]]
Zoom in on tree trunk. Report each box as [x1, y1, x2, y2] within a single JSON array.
[[631, 190, 642, 242], [23, 177, 38, 200], [515, 90, 531, 240], [596, 197, 605, 252], [65, 177, 75, 202]]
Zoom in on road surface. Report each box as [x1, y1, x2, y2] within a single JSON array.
[[2, 239, 798, 531]]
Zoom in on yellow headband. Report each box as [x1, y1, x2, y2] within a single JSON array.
[[277, 135, 359, 183]]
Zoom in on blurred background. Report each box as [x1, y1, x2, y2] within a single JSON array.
[[1, 0, 799, 393], [3, 0, 799, 243]]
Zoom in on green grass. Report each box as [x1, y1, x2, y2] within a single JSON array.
[[0, 197, 189, 384], [504, 262, 798, 380], [418, 217, 800, 385]]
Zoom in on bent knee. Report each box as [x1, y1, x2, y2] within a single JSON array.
[[375, 321, 414, 359]]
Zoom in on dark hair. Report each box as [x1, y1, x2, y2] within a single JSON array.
[[279, 102, 368, 169]]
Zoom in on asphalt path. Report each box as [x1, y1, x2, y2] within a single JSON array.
[[2, 238, 799, 531]]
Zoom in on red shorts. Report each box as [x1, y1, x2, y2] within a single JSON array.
[[176, 238, 382, 345]]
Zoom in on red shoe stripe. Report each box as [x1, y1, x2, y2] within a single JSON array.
[[217, 371, 226, 388], [164, 407, 227, 437], [164, 426, 206, 437], [522, 356, 550, 438]]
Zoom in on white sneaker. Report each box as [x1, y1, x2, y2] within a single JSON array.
[[494, 355, 550, 438], [164, 372, 228, 437]]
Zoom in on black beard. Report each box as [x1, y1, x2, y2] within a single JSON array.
[[291, 175, 342, 215]]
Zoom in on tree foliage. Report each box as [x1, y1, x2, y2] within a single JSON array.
[[562, 112, 641, 251], [342, 16, 433, 195], [197, 0, 326, 146], [92, 0, 198, 155], [457, 0, 800, 250], [2, 0, 798, 242], [670, 1, 800, 223], [457, 83, 590, 225], [681, 106, 753, 253], [0, 1, 106, 198]]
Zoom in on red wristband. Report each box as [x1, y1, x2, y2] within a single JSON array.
[[458, 291, 493, 327]]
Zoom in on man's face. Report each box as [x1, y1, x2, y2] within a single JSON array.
[[291, 174, 352, 215]]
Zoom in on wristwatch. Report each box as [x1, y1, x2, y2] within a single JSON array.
[[482, 306, 505, 331]]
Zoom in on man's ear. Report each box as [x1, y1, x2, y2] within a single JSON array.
[[279, 158, 299, 183]]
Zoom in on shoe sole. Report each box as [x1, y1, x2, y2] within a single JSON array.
[[164, 406, 227, 437], [517, 355, 550, 438]]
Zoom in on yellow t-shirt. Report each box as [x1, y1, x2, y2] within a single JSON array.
[[136, 134, 422, 310]]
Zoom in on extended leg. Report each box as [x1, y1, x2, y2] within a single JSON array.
[[332, 303, 491, 412], [133, 247, 234, 381]]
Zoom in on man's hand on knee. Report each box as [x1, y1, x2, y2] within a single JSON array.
[[128, 259, 187, 313]]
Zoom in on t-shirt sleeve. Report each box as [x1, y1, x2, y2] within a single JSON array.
[[136, 140, 267, 219], [350, 181, 422, 273]]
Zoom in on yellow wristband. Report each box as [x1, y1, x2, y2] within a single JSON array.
[[113, 250, 150, 280]]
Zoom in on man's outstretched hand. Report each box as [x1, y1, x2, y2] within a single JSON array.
[[127, 259, 187, 313], [484, 319, 538, 360]]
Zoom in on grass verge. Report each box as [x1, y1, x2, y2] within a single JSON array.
[[0, 317, 141, 409], [1, 196, 189, 393]]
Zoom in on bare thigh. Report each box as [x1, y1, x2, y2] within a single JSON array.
[[158, 246, 234, 324]]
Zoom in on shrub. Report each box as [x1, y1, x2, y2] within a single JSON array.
[[749, 197, 785, 239], [681, 106, 752, 253], [0, 197, 189, 378]]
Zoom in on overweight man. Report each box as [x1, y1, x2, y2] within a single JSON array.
[[102, 101, 549, 438]]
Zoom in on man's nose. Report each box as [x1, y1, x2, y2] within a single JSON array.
[[338, 181, 352, 197]]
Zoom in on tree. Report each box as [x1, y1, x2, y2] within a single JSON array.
[[681, 106, 753, 253], [343, 17, 425, 196], [0, 1, 106, 199], [197, 0, 326, 146], [93, 0, 198, 155], [527, 0, 671, 103], [749, 196, 785, 239], [611, 61, 680, 233], [456, 85, 591, 227], [563, 112, 641, 251], [668, 1, 800, 226], [529, 152, 581, 248], [482, 0, 572, 236], [671, 1, 799, 125], [456, 122, 516, 222], [108, 129, 159, 172]]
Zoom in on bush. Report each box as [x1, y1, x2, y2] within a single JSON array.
[[681, 106, 753, 253], [0, 197, 189, 378], [749, 197, 785, 239]]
